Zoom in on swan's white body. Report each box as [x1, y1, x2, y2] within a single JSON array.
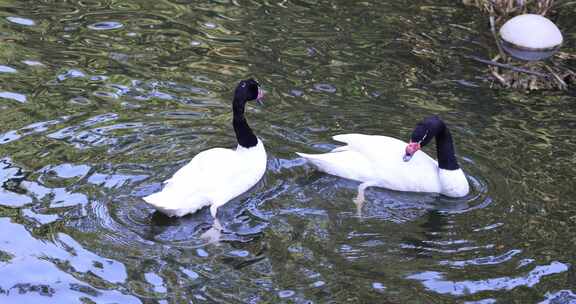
[[296, 134, 469, 197], [144, 139, 266, 217]]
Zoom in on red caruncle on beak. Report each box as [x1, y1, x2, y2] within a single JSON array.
[[403, 142, 421, 162], [406, 142, 421, 155]]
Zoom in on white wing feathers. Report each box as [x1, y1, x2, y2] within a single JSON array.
[[297, 134, 448, 195], [144, 141, 266, 217]]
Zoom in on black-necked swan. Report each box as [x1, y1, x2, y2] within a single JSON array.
[[144, 78, 266, 221], [296, 116, 469, 207]]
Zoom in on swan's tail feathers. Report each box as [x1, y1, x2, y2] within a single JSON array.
[[295, 152, 313, 159], [296, 152, 336, 173], [143, 191, 211, 217], [296, 151, 317, 164], [332, 134, 351, 143], [296, 152, 329, 165], [332, 134, 362, 144], [296, 149, 367, 182]]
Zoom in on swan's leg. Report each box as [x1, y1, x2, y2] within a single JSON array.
[[213, 217, 223, 231], [353, 181, 376, 216], [210, 204, 219, 219], [200, 224, 222, 244]]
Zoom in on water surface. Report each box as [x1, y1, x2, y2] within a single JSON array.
[[0, 0, 575, 303]]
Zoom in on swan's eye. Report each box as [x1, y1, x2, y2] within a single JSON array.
[[241, 82, 246, 88]]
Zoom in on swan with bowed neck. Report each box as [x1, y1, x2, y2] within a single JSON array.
[[296, 116, 469, 202], [143, 79, 266, 218]]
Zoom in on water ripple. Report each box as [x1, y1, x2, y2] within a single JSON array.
[[88, 21, 124, 31], [541, 290, 576, 304], [0, 66, 17, 73], [0, 92, 26, 103], [0, 218, 141, 303], [408, 261, 569, 296], [6, 16, 35, 26], [439, 249, 522, 268]]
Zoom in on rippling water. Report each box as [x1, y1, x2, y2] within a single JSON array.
[[0, 0, 575, 303]]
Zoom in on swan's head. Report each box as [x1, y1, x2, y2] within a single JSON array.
[[404, 116, 445, 162], [235, 78, 264, 103]]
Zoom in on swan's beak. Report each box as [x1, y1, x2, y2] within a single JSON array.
[[403, 142, 420, 162], [256, 88, 265, 106]]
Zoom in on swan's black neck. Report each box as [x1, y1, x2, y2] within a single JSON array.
[[435, 125, 459, 170], [233, 97, 257, 148]]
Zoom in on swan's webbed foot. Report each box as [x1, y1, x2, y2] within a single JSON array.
[[200, 205, 224, 243], [200, 218, 223, 244]]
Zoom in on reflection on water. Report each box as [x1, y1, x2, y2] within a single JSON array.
[[0, 0, 575, 303], [408, 261, 569, 296]]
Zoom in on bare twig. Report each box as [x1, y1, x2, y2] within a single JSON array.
[[489, 15, 507, 59], [490, 69, 510, 87], [544, 64, 567, 89], [467, 55, 550, 78]]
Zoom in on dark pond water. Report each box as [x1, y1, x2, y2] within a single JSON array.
[[0, 0, 576, 303]]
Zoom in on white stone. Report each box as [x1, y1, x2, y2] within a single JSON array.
[[500, 14, 563, 50]]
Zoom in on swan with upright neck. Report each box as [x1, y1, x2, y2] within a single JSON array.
[[296, 116, 469, 205], [143, 78, 266, 219]]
